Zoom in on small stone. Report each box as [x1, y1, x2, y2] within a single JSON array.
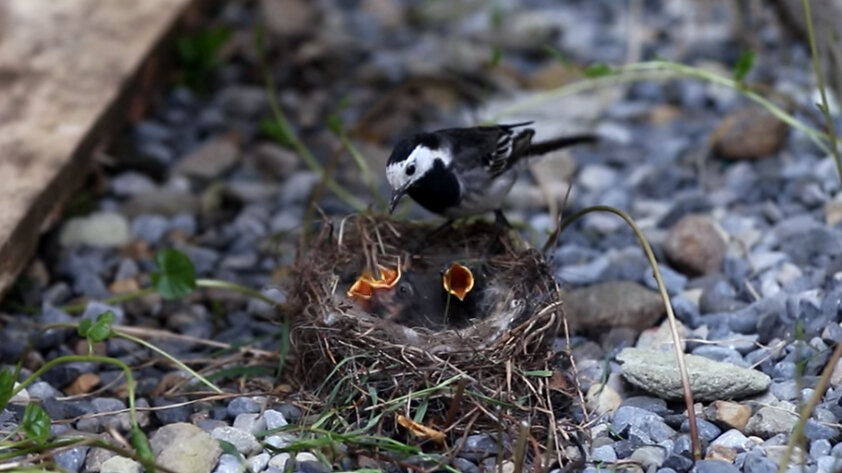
[[663, 215, 727, 276], [617, 348, 770, 401], [59, 212, 130, 248], [211, 426, 261, 455], [248, 452, 270, 473], [682, 418, 721, 443], [131, 215, 169, 244], [122, 188, 201, 218], [228, 397, 262, 417], [704, 401, 752, 431], [267, 453, 290, 471], [742, 451, 777, 473], [578, 164, 617, 192], [705, 444, 737, 462], [260, 0, 318, 37], [630, 446, 666, 468], [175, 138, 239, 180], [219, 85, 269, 118], [100, 456, 142, 473], [251, 143, 299, 179], [565, 281, 665, 334], [762, 445, 805, 467], [263, 409, 288, 430], [459, 434, 498, 461], [611, 406, 676, 443], [636, 319, 686, 352], [233, 413, 267, 435], [150, 423, 222, 473], [694, 459, 741, 473], [214, 454, 241, 473], [817, 455, 842, 473], [591, 445, 617, 463], [54, 446, 90, 473], [744, 407, 797, 438], [711, 104, 789, 160], [829, 358, 842, 387], [450, 457, 480, 473], [153, 397, 193, 424], [64, 373, 101, 396], [811, 438, 832, 457], [586, 379, 622, 415]]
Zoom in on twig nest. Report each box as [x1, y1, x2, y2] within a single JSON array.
[[286, 215, 576, 460]]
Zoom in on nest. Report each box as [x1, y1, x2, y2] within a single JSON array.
[[286, 215, 581, 467]]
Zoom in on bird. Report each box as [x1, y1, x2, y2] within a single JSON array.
[[385, 122, 598, 226], [346, 263, 481, 330]]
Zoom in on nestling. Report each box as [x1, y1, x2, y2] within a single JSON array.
[[386, 122, 597, 225]]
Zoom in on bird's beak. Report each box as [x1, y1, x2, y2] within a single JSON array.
[[389, 184, 410, 214], [443, 263, 475, 302]]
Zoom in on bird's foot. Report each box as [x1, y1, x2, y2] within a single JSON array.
[[494, 209, 512, 229]]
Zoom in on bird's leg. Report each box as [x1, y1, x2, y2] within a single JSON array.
[[488, 209, 513, 254], [494, 209, 512, 229]]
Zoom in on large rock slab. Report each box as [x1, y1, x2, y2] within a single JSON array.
[[617, 347, 771, 401]]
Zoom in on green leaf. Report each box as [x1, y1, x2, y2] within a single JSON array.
[[0, 368, 14, 411], [131, 426, 155, 465], [77, 318, 93, 338], [22, 403, 50, 445], [523, 370, 552, 377], [543, 45, 570, 66], [79, 311, 116, 343], [489, 46, 503, 68], [260, 119, 294, 146], [218, 440, 244, 461], [733, 50, 755, 82], [326, 113, 343, 136], [583, 63, 613, 78], [150, 249, 196, 300]]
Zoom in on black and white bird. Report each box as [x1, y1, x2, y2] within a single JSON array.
[[386, 122, 597, 225]]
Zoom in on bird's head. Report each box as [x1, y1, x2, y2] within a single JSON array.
[[386, 133, 452, 213]]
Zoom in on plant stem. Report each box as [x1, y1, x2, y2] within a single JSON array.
[[63, 288, 156, 314], [801, 0, 842, 182], [196, 278, 280, 307], [114, 332, 222, 393], [557, 205, 701, 460], [11, 355, 139, 429], [490, 61, 832, 156]]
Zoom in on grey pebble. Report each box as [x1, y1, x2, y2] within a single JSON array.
[[54, 446, 90, 473], [227, 397, 262, 418]]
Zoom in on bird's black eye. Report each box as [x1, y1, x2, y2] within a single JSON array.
[[406, 164, 416, 176], [398, 282, 412, 295]]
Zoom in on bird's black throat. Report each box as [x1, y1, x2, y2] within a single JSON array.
[[407, 159, 460, 215]]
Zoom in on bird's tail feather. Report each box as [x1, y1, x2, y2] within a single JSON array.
[[526, 134, 599, 156]]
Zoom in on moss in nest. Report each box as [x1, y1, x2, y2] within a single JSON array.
[[285, 215, 581, 468]]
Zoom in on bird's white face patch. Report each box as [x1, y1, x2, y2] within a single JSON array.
[[386, 145, 451, 190]]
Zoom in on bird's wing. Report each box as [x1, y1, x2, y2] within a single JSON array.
[[440, 123, 535, 176]]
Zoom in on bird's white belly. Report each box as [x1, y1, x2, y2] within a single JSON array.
[[445, 171, 517, 218]]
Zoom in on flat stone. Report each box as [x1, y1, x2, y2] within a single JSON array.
[[711, 104, 789, 160], [616, 348, 770, 401], [150, 422, 221, 473], [175, 138, 239, 180], [59, 212, 130, 248], [704, 400, 752, 431], [100, 456, 142, 473], [663, 215, 726, 276], [565, 281, 665, 334], [745, 406, 797, 438], [211, 426, 261, 455]]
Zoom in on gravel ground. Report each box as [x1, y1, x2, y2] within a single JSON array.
[[2, 1, 842, 472]]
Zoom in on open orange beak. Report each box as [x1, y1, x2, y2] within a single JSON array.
[[347, 264, 402, 302], [442, 263, 474, 301]]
